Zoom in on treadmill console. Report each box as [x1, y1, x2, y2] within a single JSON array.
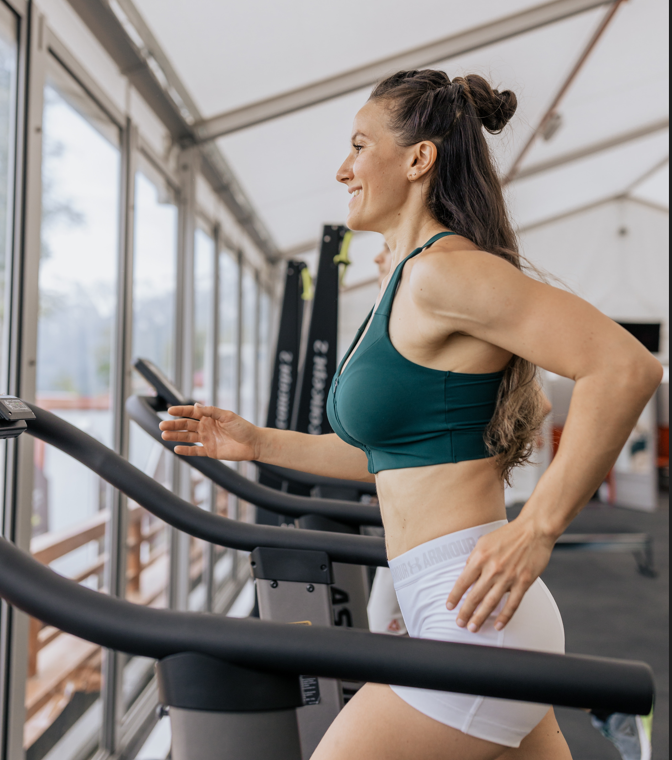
[[133, 358, 191, 407], [0, 395, 36, 439]]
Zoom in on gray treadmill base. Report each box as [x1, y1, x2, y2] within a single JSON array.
[[170, 706, 302, 760]]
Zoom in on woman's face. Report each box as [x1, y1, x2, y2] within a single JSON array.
[[336, 100, 413, 232]]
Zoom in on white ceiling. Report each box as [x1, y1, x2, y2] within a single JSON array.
[[131, 0, 669, 276], [133, 0, 546, 114]]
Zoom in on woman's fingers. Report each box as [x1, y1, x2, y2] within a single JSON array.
[[174, 444, 207, 457], [446, 562, 481, 611], [161, 430, 202, 443], [494, 585, 528, 632], [454, 578, 496, 631], [159, 418, 200, 432], [462, 584, 510, 633], [446, 552, 483, 610], [168, 404, 232, 422], [166, 405, 200, 419]]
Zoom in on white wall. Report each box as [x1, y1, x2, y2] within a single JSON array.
[[519, 197, 669, 362]]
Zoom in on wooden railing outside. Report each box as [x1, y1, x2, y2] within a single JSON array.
[[25, 403, 237, 752], [24, 503, 173, 751]]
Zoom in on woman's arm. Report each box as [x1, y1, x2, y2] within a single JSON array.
[[412, 248, 663, 632], [159, 405, 373, 482], [259, 427, 374, 481]]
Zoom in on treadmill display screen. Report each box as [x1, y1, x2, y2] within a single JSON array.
[[133, 358, 191, 406], [0, 396, 36, 421]]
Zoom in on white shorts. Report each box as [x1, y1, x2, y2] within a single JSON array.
[[367, 566, 407, 635], [388, 520, 565, 748]]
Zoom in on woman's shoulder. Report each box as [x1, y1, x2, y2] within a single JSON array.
[[408, 241, 524, 316]]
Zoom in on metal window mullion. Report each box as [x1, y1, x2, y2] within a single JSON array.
[[203, 223, 221, 611], [1, 7, 46, 760], [1, 0, 27, 19], [229, 248, 243, 543], [100, 116, 137, 755], [169, 146, 199, 612], [253, 270, 261, 427], [0, 0, 29, 755], [235, 250, 243, 417]]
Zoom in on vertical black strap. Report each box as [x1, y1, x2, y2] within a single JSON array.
[[292, 225, 347, 436]]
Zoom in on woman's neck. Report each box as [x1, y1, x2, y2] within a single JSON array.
[[382, 211, 448, 269]]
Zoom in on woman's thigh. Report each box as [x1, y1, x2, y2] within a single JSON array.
[[499, 709, 573, 760], [312, 683, 511, 760]]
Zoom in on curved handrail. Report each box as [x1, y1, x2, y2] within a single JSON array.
[[133, 356, 378, 496], [127, 395, 382, 527], [26, 402, 387, 566], [0, 536, 654, 715]]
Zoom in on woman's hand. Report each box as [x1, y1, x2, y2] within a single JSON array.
[[445, 519, 555, 633], [159, 405, 261, 461]]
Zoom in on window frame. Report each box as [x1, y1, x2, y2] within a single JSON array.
[[1, 7, 274, 757]]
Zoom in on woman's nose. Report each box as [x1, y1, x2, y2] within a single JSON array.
[[336, 155, 353, 184]]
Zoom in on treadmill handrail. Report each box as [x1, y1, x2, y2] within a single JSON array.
[[254, 460, 377, 495], [133, 356, 378, 496], [26, 402, 387, 566], [127, 395, 383, 527], [0, 537, 654, 715]]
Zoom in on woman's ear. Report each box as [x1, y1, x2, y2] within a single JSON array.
[[408, 140, 438, 181]]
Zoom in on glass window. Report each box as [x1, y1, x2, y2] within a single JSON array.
[[124, 161, 178, 712], [189, 227, 215, 610], [27, 63, 121, 757], [0, 3, 18, 528]]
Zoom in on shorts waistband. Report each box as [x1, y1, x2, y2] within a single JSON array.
[[388, 520, 508, 587]]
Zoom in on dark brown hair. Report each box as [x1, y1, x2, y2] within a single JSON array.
[[370, 69, 546, 482]]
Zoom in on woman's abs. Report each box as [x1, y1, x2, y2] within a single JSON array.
[[376, 456, 507, 559]]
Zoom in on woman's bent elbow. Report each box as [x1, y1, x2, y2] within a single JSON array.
[[624, 354, 664, 399]]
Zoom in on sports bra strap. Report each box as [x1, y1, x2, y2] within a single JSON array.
[[418, 230, 457, 252], [378, 231, 456, 314]]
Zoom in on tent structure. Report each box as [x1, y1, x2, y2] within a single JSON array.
[[111, 0, 668, 510], [88, 0, 668, 358]]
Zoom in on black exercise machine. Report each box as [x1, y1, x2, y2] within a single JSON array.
[[27, 399, 384, 754], [0, 396, 656, 760]]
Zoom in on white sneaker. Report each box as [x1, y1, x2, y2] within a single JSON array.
[[590, 712, 653, 760]]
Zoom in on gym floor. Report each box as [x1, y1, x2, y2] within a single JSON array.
[[511, 495, 669, 760]]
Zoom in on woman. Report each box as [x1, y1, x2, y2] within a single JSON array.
[[160, 70, 662, 759]]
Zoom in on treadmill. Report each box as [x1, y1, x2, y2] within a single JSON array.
[[0, 396, 656, 760]]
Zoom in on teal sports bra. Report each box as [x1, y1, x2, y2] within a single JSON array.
[[326, 232, 504, 474]]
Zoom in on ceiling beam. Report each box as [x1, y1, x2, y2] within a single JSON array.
[[625, 195, 669, 216], [64, 0, 279, 261], [513, 119, 669, 181], [277, 240, 321, 259], [504, 0, 626, 183], [193, 0, 611, 143], [516, 194, 624, 233], [624, 156, 669, 195]]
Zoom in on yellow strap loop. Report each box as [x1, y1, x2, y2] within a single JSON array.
[[300, 266, 314, 301], [333, 230, 353, 286]]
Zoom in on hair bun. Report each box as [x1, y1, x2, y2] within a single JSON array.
[[457, 74, 517, 134]]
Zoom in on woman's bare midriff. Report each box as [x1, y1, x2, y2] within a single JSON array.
[[376, 456, 506, 559]]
